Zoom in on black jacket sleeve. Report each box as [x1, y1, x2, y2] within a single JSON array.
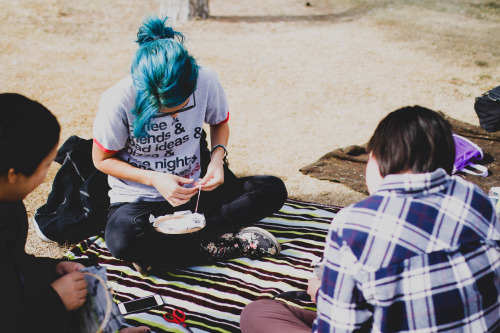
[[0, 201, 71, 333]]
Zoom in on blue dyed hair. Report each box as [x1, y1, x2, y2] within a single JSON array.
[[131, 16, 199, 137]]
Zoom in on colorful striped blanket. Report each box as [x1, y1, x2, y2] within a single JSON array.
[[66, 199, 340, 333]]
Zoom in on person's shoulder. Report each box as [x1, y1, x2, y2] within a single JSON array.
[[333, 196, 384, 239], [449, 175, 496, 219], [450, 174, 486, 193], [0, 200, 25, 213], [336, 195, 385, 220], [449, 175, 492, 204], [98, 76, 135, 115], [198, 66, 220, 83], [0, 201, 25, 228], [198, 65, 215, 76], [101, 76, 134, 99]]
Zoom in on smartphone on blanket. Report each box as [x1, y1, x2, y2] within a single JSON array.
[[118, 295, 165, 315]]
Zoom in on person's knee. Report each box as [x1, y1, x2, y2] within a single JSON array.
[[105, 207, 142, 261], [105, 233, 131, 260], [256, 175, 288, 210], [104, 220, 137, 261], [240, 300, 274, 333], [241, 299, 310, 333]]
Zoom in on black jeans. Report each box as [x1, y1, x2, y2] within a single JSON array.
[[105, 172, 287, 267]]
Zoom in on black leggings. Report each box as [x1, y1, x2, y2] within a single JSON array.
[[105, 173, 287, 267]]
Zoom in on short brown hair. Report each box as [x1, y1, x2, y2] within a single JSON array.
[[367, 106, 455, 177]]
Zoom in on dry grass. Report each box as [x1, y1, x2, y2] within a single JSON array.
[[1, 0, 499, 258]]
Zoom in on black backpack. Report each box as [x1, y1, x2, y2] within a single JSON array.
[[474, 85, 500, 133], [33, 136, 110, 244]]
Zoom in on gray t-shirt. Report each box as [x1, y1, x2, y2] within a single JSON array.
[[93, 66, 229, 203]]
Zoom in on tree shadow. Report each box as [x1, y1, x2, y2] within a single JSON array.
[[208, 4, 376, 23]]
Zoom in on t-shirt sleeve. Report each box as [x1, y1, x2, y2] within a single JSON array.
[[93, 78, 134, 153], [204, 68, 229, 125]]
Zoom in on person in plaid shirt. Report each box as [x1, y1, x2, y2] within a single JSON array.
[[314, 106, 500, 332]]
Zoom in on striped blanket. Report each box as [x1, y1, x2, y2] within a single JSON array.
[[66, 199, 340, 333]]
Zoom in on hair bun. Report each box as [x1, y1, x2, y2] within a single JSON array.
[[136, 16, 183, 45]]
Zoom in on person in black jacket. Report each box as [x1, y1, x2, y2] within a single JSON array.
[[0, 93, 149, 332]]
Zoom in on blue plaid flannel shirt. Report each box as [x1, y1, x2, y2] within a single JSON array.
[[314, 168, 500, 332]]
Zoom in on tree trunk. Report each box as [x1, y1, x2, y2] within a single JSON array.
[[159, 0, 209, 22], [189, 0, 209, 19]]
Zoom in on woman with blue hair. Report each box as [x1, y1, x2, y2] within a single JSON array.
[[92, 16, 287, 274]]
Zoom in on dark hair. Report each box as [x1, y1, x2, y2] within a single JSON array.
[[366, 106, 455, 176], [0, 93, 60, 176]]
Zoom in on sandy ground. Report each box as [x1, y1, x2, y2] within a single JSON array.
[[1, 0, 499, 258]]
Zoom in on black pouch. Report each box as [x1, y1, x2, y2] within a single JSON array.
[[474, 85, 500, 133]]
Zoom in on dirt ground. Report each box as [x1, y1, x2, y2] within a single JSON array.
[[1, 0, 499, 258]]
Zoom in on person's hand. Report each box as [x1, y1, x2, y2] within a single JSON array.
[[151, 171, 198, 207], [54, 261, 85, 276], [51, 271, 88, 311], [197, 159, 224, 191], [306, 277, 321, 304]]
